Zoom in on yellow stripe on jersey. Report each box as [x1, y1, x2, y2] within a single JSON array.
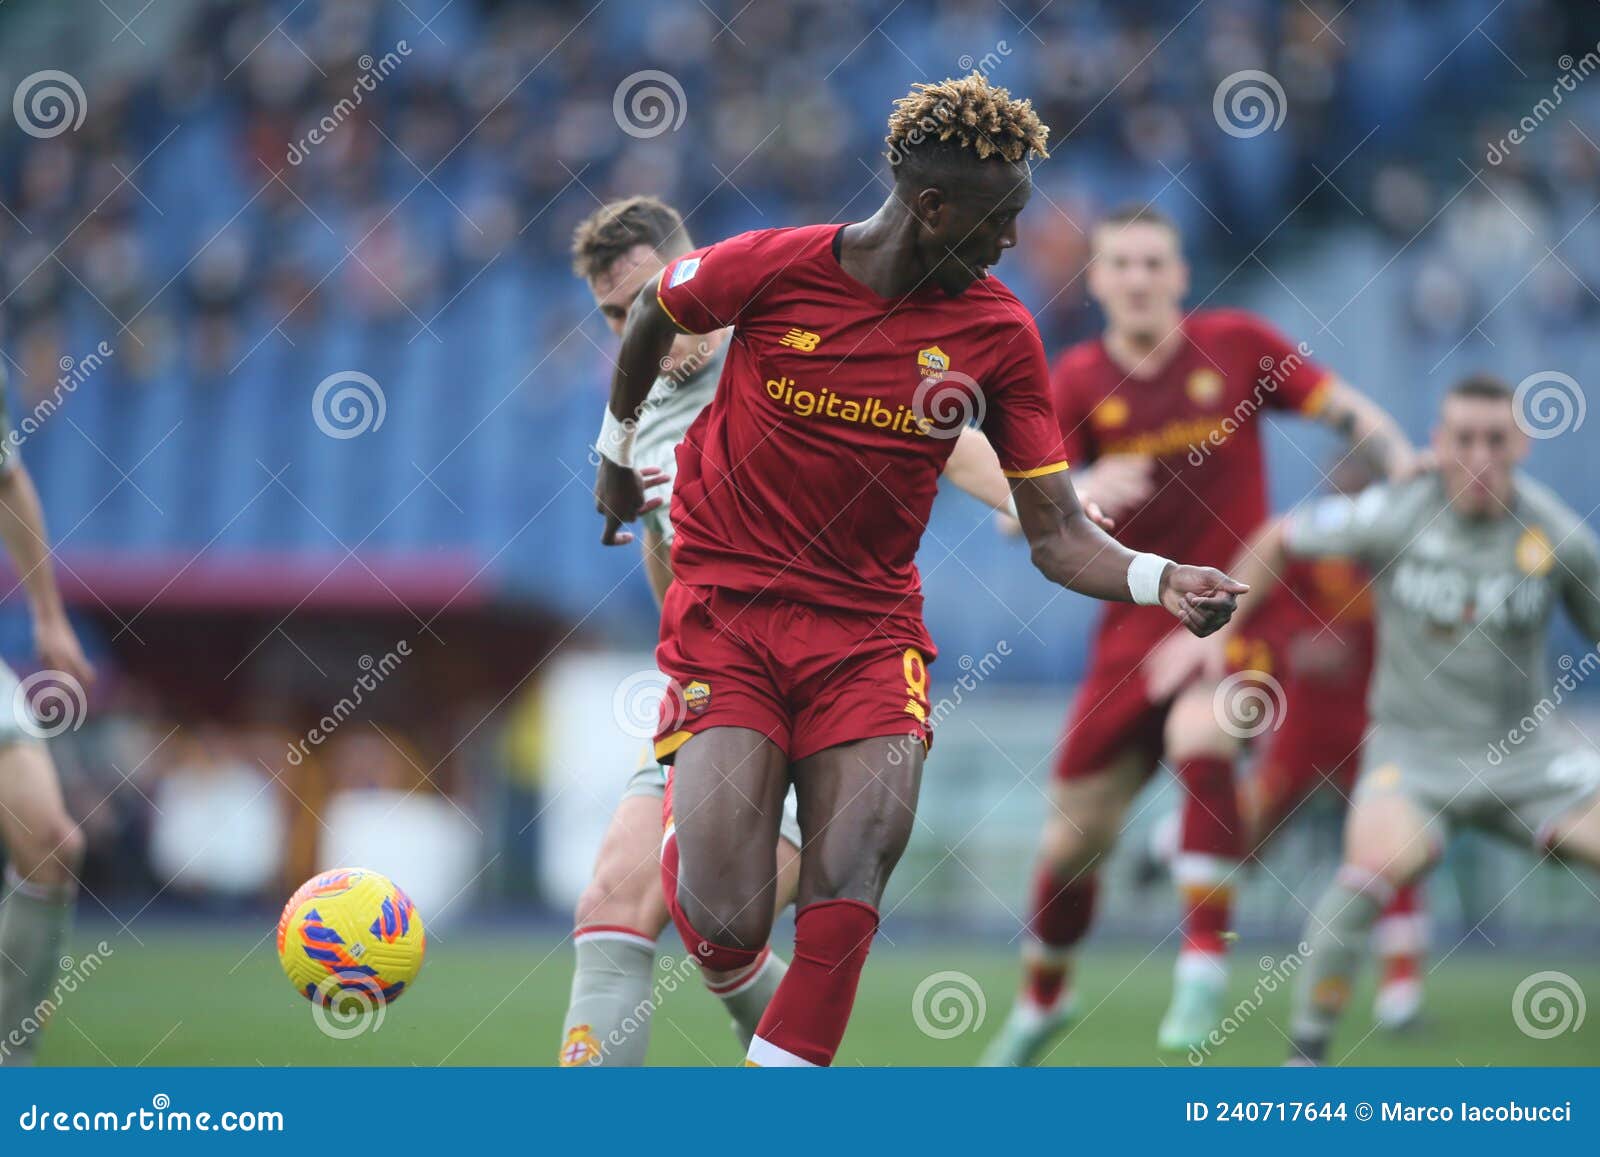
[[1002, 460, 1071, 480], [1300, 375, 1335, 417], [654, 274, 692, 333]]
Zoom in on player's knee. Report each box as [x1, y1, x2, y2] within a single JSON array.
[[14, 816, 84, 885], [1163, 686, 1237, 760], [1040, 803, 1114, 874], [676, 887, 769, 951]]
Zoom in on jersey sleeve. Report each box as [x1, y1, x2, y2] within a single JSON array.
[[655, 230, 776, 334], [982, 322, 1071, 479], [1282, 484, 1406, 565], [1558, 518, 1600, 645], [1233, 314, 1333, 417]]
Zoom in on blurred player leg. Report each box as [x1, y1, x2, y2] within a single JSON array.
[[659, 727, 789, 1050], [1159, 683, 1243, 1051], [559, 788, 670, 1066], [1371, 880, 1426, 1030], [1287, 786, 1435, 1065], [980, 748, 1148, 1066], [1248, 725, 1427, 1031], [1543, 786, 1600, 869], [0, 740, 83, 1067], [746, 735, 919, 1067]]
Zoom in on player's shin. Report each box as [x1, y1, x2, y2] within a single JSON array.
[[746, 899, 877, 1067], [1023, 867, 1097, 1012], [0, 867, 75, 1066], [1288, 864, 1394, 1063], [706, 946, 789, 1049], [559, 926, 658, 1066], [1157, 757, 1241, 1050]]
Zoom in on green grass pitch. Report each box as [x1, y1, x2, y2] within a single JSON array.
[[38, 926, 1598, 1067]]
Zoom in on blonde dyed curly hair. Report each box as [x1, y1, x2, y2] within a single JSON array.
[[885, 71, 1050, 167]]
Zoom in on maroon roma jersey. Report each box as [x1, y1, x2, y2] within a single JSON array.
[[1049, 309, 1331, 663], [655, 224, 1069, 634]]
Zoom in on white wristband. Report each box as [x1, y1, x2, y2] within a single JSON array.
[[1127, 552, 1172, 606], [597, 408, 635, 468]]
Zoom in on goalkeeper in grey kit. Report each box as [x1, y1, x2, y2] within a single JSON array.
[[1221, 374, 1600, 1064]]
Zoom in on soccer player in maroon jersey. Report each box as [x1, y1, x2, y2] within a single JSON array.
[[981, 205, 1418, 1064], [592, 75, 1246, 1067]]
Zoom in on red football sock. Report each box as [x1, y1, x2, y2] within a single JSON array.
[[1176, 756, 1240, 958], [1376, 881, 1425, 984], [1024, 868, 1097, 1009], [748, 899, 877, 1067]]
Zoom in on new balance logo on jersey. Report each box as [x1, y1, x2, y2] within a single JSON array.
[[779, 328, 821, 351]]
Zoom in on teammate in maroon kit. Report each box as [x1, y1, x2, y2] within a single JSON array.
[[982, 205, 1418, 1063], [593, 76, 1246, 1067]]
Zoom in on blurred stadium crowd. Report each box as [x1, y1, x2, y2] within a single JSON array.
[[0, 0, 1597, 921]]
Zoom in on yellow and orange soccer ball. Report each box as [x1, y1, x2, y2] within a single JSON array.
[[276, 868, 426, 1015]]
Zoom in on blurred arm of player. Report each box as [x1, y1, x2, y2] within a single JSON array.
[[0, 460, 95, 688], [1011, 470, 1246, 637], [1559, 520, 1600, 646], [944, 427, 1116, 532], [1146, 516, 1289, 698], [593, 287, 680, 546], [1313, 380, 1422, 480]]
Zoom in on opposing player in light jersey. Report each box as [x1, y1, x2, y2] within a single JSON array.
[[0, 370, 97, 1066], [1224, 375, 1600, 1065], [563, 196, 1016, 1065], [1142, 462, 1429, 1031], [982, 205, 1417, 1063], [594, 76, 1246, 1067]]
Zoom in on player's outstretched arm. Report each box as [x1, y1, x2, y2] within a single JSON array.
[[1012, 470, 1246, 637], [0, 463, 95, 688], [1315, 380, 1419, 481], [594, 288, 688, 546]]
